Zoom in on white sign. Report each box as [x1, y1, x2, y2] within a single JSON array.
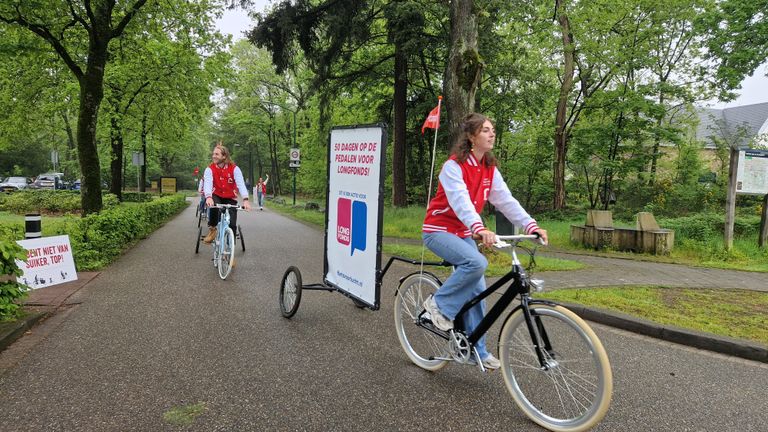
[[132, 151, 144, 166], [51, 150, 59, 164], [15, 235, 77, 289], [736, 149, 768, 195], [289, 148, 301, 161], [289, 161, 301, 168], [324, 125, 386, 308]]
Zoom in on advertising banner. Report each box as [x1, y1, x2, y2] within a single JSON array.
[[324, 124, 387, 308], [15, 235, 77, 289]]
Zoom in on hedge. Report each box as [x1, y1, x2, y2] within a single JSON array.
[[0, 194, 188, 271], [0, 190, 119, 214], [0, 240, 29, 320]]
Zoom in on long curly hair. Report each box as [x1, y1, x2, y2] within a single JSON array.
[[450, 112, 497, 167], [214, 142, 232, 165]]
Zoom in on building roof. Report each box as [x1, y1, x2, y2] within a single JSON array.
[[696, 102, 768, 148]]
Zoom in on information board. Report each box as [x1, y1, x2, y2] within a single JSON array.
[[736, 149, 768, 195], [160, 176, 177, 194], [324, 124, 387, 309]]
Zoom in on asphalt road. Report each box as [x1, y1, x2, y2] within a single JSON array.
[[1, 202, 766, 431]]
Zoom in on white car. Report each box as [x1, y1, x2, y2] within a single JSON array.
[[0, 176, 31, 192]]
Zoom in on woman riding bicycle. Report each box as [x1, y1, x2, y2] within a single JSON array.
[[421, 112, 548, 370], [203, 143, 251, 243]]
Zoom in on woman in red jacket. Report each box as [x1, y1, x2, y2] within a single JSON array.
[[421, 113, 548, 370]]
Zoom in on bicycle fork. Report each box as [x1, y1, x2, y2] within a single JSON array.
[[520, 296, 557, 370]]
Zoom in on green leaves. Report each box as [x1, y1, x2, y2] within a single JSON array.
[[0, 239, 29, 320]]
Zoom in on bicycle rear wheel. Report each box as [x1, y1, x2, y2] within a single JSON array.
[[279, 266, 302, 318], [499, 304, 612, 432], [393, 272, 449, 371], [217, 227, 235, 279]]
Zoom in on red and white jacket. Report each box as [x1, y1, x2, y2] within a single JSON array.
[[203, 163, 249, 200], [423, 154, 539, 238]]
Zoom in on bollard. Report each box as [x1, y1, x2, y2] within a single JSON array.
[[25, 213, 41, 239]]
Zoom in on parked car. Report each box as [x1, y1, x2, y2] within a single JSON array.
[[70, 179, 81, 191], [30, 172, 66, 190], [0, 176, 31, 192]]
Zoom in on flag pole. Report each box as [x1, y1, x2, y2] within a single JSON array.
[[420, 96, 443, 276]]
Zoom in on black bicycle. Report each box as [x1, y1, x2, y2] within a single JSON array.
[[393, 234, 612, 432]]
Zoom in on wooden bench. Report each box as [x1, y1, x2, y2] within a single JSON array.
[[570, 210, 674, 255]]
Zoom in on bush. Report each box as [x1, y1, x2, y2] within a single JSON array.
[[54, 194, 188, 270], [658, 213, 761, 242], [0, 190, 120, 214], [0, 193, 188, 271], [122, 192, 154, 202], [0, 240, 29, 321]]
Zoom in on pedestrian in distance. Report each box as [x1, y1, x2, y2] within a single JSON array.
[[202, 143, 251, 244], [256, 174, 269, 210], [421, 112, 548, 370]]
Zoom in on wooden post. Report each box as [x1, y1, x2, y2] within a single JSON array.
[[760, 194, 768, 248], [724, 147, 739, 250]]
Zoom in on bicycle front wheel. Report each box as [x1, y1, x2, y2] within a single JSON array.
[[393, 272, 449, 371], [499, 304, 612, 432], [217, 227, 235, 280]]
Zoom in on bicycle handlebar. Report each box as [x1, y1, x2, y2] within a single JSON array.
[[494, 233, 546, 247], [209, 204, 245, 210]]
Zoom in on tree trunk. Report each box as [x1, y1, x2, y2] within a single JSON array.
[[649, 89, 665, 186], [553, 4, 575, 210], [444, 0, 481, 148], [140, 114, 148, 192], [109, 113, 124, 200], [392, 42, 408, 207], [61, 110, 76, 152], [77, 46, 108, 214]]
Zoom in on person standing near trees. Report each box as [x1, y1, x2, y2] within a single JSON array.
[[203, 143, 251, 243], [256, 174, 269, 210]]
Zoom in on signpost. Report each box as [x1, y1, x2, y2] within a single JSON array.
[[132, 152, 145, 190], [51, 150, 59, 172], [289, 147, 300, 205]]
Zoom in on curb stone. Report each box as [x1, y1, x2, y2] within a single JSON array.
[[562, 302, 768, 364], [0, 311, 49, 352]]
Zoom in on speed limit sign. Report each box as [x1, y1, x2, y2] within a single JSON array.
[[289, 148, 300, 161]]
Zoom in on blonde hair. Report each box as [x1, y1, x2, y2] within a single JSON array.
[[214, 143, 232, 164]]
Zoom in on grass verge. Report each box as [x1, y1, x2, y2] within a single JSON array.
[[537, 286, 768, 346]]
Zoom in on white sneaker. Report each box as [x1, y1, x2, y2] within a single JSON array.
[[423, 295, 453, 331], [480, 354, 500, 370], [469, 353, 501, 370]]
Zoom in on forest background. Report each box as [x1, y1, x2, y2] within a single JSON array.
[[1, 0, 767, 221]]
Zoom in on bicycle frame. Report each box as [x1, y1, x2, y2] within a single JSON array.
[[211, 204, 239, 255], [411, 238, 558, 369]]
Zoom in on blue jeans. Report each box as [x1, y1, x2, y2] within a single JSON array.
[[257, 191, 264, 207], [422, 232, 491, 359]]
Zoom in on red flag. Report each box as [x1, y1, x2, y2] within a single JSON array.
[[421, 103, 441, 134]]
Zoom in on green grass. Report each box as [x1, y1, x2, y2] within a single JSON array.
[[264, 200, 768, 272], [383, 243, 585, 276], [163, 402, 207, 426], [267, 197, 326, 226], [537, 286, 768, 346]]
